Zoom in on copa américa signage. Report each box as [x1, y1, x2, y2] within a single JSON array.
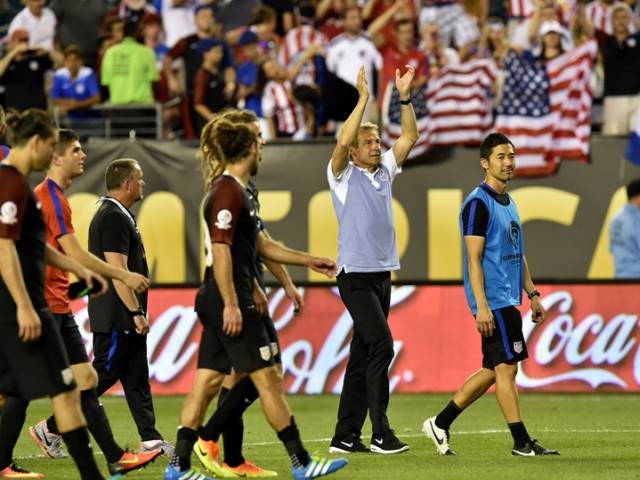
[[71, 283, 640, 394]]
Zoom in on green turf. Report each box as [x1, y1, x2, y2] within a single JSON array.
[[10, 393, 640, 479]]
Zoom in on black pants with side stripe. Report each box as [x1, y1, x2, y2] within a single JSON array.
[[334, 271, 394, 438]]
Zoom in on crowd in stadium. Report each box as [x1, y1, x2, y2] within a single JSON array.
[[0, 0, 638, 143]]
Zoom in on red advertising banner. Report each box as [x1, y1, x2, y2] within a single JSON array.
[[70, 284, 640, 394]]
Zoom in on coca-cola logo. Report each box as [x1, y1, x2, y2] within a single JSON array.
[[517, 290, 640, 389]]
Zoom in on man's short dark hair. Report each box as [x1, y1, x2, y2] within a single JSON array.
[[55, 129, 79, 155], [395, 18, 414, 31], [627, 178, 640, 200], [123, 20, 140, 39], [480, 133, 515, 160], [106, 158, 139, 191]]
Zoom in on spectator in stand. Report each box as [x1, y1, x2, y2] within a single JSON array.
[[586, 0, 630, 34], [142, 13, 169, 72], [159, 0, 197, 49], [262, 0, 295, 36], [316, 0, 348, 40], [325, 5, 382, 122], [8, 0, 57, 52], [601, 2, 640, 135], [536, 20, 567, 61], [101, 21, 158, 104], [50, 45, 101, 121], [0, 105, 8, 160], [278, 2, 328, 87], [418, 0, 480, 56], [0, 29, 53, 111], [257, 55, 318, 140], [49, 0, 109, 69], [510, 0, 561, 50], [419, 21, 459, 78], [237, 30, 267, 120], [193, 39, 235, 131], [609, 178, 640, 278], [476, 17, 509, 65], [98, 16, 126, 67], [364, 0, 417, 46], [227, 5, 281, 62], [369, 16, 427, 101], [105, 0, 158, 29]]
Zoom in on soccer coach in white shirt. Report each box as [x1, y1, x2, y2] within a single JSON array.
[[327, 65, 418, 455]]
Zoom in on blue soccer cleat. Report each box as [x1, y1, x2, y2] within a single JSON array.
[[292, 456, 348, 479], [163, 464, 217, 480]]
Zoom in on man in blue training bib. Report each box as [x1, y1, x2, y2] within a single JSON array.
[[422, 133, 560, 458]]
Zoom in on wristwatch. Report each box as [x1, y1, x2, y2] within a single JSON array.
[[527, 289, 541, 300], [129, 307, 146, 317], [400, 96, 412, 105]]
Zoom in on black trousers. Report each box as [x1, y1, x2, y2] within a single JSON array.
[[335, 271, 394, 437], [93, 329, 162, 441]]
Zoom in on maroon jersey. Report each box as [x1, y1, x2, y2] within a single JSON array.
[[195, 175, 260, 314], [0, 164, 47, 321]]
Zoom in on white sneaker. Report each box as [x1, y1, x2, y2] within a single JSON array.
[[28, 420, 67, 459], [422, 416, 455, 456], [140, 439, 175, 457]]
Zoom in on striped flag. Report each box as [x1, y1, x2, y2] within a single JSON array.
[[381, 82, 430, 158], [426, 59, 498, 147], [495, 40, 597, 176], [625, 104, 640, 166], [508, 0, 535, 18]]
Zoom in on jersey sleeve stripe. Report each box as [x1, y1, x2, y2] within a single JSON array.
[[465, 199, 478, 235], [47, 179, 68, 236]]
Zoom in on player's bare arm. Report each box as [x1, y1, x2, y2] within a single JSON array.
[[523, 256, 546, 324], [103, 251, 149, 335], [0, 238, 41, 341], [391, 65, 419, 167], [331, 66, 369, 176], [58, 233, 150, 293], [211, 243, 242, 337], [45, 244, 108, 296], [257, 231, 336, 278], [464, 235, 495, 337], [261, 229, 304, 314]]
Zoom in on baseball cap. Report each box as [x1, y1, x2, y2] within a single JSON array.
[[194, 3, 213, 15], [196, 38, 223, 55], [539, 20, 565, 37], [238, 30, 259, 46]]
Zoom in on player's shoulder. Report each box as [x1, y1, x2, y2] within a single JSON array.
[[212, 175, 245, 196], [0, 164, 27, 190]]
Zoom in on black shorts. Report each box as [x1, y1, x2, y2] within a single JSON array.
[[481, 306, 528, 369], [197, 306, 275, 374], [0, 309, 76, 400], [262, 314, 281, 365], [53, 312, 89, 365]]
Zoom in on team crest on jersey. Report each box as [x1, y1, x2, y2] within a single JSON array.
[[259, 345, 272, 361], [508, 221, 520, 248], [377, 169, 389, 182], [215, 209, 232, 230], [0, 201, 18, 225], [513, 341, 523, 354]]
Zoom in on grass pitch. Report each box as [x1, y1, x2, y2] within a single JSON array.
[[12, 393, 640, 479]]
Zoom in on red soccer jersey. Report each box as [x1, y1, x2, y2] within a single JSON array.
[[33, 177, 75, 314], [380, 43, 427, 97]]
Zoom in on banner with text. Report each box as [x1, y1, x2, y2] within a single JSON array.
[[71, 284, 640, 394]]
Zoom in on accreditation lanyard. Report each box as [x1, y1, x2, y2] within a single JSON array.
[[99, 196, 137, 228]]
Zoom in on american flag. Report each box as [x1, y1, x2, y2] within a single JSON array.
[[380, 59, 497, 158], [508, 0, 535, 18], [426, 59, 498, 147], [495, 40, 598, 176], [381, 83, 430, 158]]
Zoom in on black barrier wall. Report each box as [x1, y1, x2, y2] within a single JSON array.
[[50, 135, 639, 284]]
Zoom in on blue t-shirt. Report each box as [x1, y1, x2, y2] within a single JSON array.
[[50, 66, 100, 119], [460, 183, 524, 314], [237, 60, 262, 117]]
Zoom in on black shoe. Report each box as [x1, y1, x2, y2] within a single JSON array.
[[370, 430, 409, 454], [329, 434, 370, 454], [512, 439, 560, 456]]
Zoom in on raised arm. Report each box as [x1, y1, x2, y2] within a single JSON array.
[[391, 65, 419, 166], [367, 0, 403, 47], [331, 66, 369, 176]]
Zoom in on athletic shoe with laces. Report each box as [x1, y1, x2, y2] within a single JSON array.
[[511, 439, 560, 456], [328, 434, 370, 454], [223, 460, 278, 477], [108, 449, 163, 474], [369, 430, 409, 454], [193, 437, 236, 477], [0, 462, 45, 479], [163, 465, 217, 480], [291, 456, 348, 479], [422, 416, 455, 456], [140, 439, 175, 457], [27, 420, 66, 459]]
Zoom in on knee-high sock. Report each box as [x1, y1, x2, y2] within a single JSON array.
[[80, 389, 124, 463], [61, 427, 105, 480], [0, 396, 29, 469], [217, 387, 245, 467]]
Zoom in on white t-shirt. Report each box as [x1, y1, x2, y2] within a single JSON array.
[[162, 0, 197, 48], [326, 32, 382, 97], [8, 7, 57, 51]]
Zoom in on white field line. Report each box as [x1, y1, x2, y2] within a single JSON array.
[[15, 428, 640, 460]]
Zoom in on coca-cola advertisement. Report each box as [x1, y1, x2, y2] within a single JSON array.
[[70, 284, 640, 394]]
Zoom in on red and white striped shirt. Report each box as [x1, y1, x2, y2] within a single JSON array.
[[261, 80, 305, 136], [277, 25, 327, 86]]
